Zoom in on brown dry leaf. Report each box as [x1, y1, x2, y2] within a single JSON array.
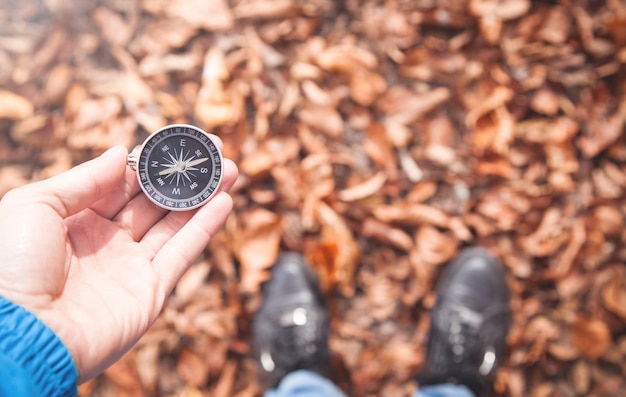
[[546, 326, 579, 361], [470, 0, 532, 43], [360, 270, 400, 321], [313, 200, 360, 297], [134, 344, 159, 395], [166, 0, 234, 30], [175, 261, 211, 304], [211, 359, 238, 396], [93, 7, 133, 47], [177, 348, 210, 387], [195, 48, 244, 128], [0, 166, 31, 196], [349, 68, 387, 106], [299, 153, 336, 203], [535, 6, 571, 44], [362, 218, 412, 252], [364, 122, 397, 176], [540, 218, 586, 280], [178, 386, 204, 397], [544, 142, 578, 175], [338, 172, 386, 202], [571, 360, 591, 395], [290, 61, 323, 81], [602, 270, 626, 321], [0, 89, 34, 120], [465, 86, 514, 128], [72, 95, 122, 130], [530, 86, 559, 115], [423, 116, 457, 166], [301, 80, 332, 106], [378, 86, 450, 126], [383, 120, 412, 149], [522, 315, 559, 364], [232, 0, 294, 20], [316, 44, 378, 73], [43, 63, 73, 105], [373, 202, 449, 228], [571, 315, 611, 360], [608, 16, 626, 46], [239, 149, 276, 177], [413, 225, 459, 267], [362, 6, 420, 51], [103, 353, 143, 392], [134, 18, 199, 54], [298, 104, 344, 138], [573, 7, 615, 58], [475, 186, 531, 231], [577, 113, 623, 158], [516, 117, 579, 145], [476, 157, 520, 179], [406, 181, 438, 204], [518, 207, 568, 257], [593, 166, 623, 199], [235, 208, 282, 294], [9, 114, 50, 146], [139, 53, 200, 77]]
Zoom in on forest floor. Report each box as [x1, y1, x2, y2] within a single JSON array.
[[1, 0, 626, 396]]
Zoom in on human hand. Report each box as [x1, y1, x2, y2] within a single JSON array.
[[0, 142, 238, 383]]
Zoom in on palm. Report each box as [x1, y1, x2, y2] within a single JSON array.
[[0, 146, 237, 382]]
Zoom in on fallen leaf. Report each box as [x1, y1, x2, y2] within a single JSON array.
[[338, 172, 386, 202], [298, 104, 344, 138], [177, 348, 209, 387], [235, 208, 282, 294], [0, 89, 33, 120], [166, 0, 234, 30], [571, 315, 611, 360], [602, 271, 626, 321]]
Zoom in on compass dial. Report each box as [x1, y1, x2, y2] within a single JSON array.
[[133, 124, 223, 211]]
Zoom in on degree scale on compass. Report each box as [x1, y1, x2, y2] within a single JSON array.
[[127, 124, 223, 211]]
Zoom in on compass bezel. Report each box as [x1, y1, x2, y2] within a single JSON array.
[[135, 124, 223, 211]]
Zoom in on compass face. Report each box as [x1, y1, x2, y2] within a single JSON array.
[[136, 124, 223, 211]]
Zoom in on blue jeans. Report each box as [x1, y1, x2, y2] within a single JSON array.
[[264, 370, 475, 397]]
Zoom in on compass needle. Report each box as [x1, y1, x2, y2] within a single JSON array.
[[186, 157, 210, 168]]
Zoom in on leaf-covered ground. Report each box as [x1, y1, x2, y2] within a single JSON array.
[[1, 1, 626, 396]]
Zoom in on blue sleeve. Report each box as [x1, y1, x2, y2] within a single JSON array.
[[0, 296, 78, 397]]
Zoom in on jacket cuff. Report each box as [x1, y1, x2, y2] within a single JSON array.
[[0, 296, 78, 397]]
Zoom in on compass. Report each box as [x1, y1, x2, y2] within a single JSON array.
[[127, 124, 223, 211]]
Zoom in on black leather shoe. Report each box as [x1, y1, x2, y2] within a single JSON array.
[[417, 247, 511, 396], [252, 252, 331, 389]]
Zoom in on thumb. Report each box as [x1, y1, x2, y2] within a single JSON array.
[[29, 146, 129, 218]]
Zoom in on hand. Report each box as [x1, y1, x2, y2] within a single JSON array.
[[0, 143, 238, 383]]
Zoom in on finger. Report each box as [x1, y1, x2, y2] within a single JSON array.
[[220, 158, 238, 192], [210, 133, 224, 151], [90, 132, 223, 218], [90, 164, 142, 219], [112, 192, 169, 241], [113, 157, 238, 241], [150, 192, 234, 295], [20, 146, 129, 218], [113, 159, 239, 241]]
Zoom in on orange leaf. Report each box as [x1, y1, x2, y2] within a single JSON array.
[[177, 348, 209, 387], [571, 315, 611, 360]]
